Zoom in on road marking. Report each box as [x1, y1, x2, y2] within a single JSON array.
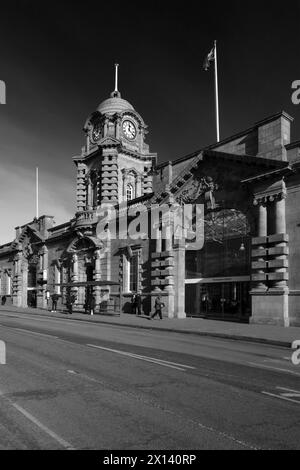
[[0, 388, 75, 449], [262, 391, 300, 406], [13, 328, 59, 339], [87, 344, 195, 371], [276, 386, 300, 397], [67, 369, 101, 384], [262, 358, 290, 364], [247, 361, 300, 377]]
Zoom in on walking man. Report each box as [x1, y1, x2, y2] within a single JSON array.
[[68, 292, 77, 314], [150, 295, 165, 320], [136, 291, 142, 316], [89, 295, 96, 315], [131, 293, 137, 315], [51, 293, 59, 312]]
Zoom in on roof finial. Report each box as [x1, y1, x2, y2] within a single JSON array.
[[111, 63, 121, 98], [114, 63, 119, 93]]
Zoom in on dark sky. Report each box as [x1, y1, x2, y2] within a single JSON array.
[[0, 0, 300, 243]]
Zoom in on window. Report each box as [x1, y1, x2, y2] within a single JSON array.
[[126, 184, 134, 201], [2, 271, 11, 296], [123, 252, 139, 292], [129, 253, 138, 292]]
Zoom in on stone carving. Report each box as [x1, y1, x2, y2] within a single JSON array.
[[176, 176, 218, 209]]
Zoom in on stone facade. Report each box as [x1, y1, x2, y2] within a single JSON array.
[[1, 87, 300, 327]]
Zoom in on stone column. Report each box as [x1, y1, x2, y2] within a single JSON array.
[[162, 218, 175, 318], [136, 175, 142, 198], [37, 246, 48, 309], [253, 201, 268, 290], [12, 249, 23, 307], [86, 179, 92, 210], [115, 116, 121, 139], [154, 227, 162, 293], [251, 180, 289, 327], [71, 254, 79, 308], [173, 239, 186, 318], [156, 227, 162, 254], [268, 194, 288, 290], [123, 170, 129, 201], [93, 248, 101, 308], [104, 118, 109, 137]]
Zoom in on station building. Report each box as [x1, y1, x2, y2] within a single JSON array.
[[1, 84, 300, 327]]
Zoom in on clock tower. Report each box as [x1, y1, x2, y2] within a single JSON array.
[[73, 65, 157, 212]]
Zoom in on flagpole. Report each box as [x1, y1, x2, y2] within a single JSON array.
[[36, 167, 39, 220], [214, 40, 220, 142]]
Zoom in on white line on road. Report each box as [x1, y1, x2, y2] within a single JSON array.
[[247, 361, 300, 377], [0, 389, 75, 449], [276, 386, 300, 394], [87, 344, 195, 371], [13, 328, 59, 339], [261, 391, 300, 406]]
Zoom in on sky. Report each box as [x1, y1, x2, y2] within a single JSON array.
[[0, 0, 300, 244]]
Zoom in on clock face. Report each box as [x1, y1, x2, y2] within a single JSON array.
[[122, 120, 136, 140], [92, 123, 101, 142]]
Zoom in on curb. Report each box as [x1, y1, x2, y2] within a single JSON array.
[[0, 308, 292, 349]]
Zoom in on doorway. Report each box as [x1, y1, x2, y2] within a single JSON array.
[[186, 281, 251, 321]]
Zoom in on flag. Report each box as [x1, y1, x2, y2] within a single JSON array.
[[203, 46, 215, 71]]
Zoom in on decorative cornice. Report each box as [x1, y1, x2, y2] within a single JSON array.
[[253, 179, 287, 205]]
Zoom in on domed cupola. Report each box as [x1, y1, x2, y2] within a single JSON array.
[[83, 64, 148, 153], [97, 90, 135, 115]]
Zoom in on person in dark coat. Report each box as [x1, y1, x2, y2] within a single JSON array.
[[1, 296, 6, 306], [51, 293, 59, 312], [68, 292, 77, 314], [89, 296, 96, 315], [135, 292, 142, 316], [131, 293, 137, 315], [150, 295, 165, 320]]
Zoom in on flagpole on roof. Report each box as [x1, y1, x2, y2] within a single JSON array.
[[214, 40, 220, 142], [36, 167, 39, 220]]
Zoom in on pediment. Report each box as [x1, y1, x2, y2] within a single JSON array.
[[98, 136, 120, 147], [151, 149, 288, 207], [11, 225, 44, 251]]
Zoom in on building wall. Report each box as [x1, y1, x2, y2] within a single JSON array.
[[286, 174, 300, 325]]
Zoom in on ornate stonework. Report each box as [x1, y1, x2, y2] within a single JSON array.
[[176, 176, 219, 208]]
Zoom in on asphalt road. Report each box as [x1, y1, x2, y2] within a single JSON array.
[[0, 310, 299, 450]]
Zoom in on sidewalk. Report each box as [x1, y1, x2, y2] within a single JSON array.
[[0, 305, 299, 348]]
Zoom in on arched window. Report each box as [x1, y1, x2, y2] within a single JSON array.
[[126, 184, 134, 201]]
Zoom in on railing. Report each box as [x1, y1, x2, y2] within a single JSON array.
[[74, 210, 98, 227]]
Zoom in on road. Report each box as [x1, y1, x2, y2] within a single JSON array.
[[0, 310, 299, 450]]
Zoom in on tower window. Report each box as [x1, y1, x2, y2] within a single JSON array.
[[126, 184, 134, 201]]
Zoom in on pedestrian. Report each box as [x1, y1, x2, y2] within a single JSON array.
[[131, 293, 137, 315], [89, 295, 96, 315], [150, 295, 165, 320], [135, 291, 142, 316], [68, 292, 77, 314], [1, 295, 6, 306], [51, 293, 59, 312]]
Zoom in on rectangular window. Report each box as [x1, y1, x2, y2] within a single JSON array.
[[129, 253, 138, 293]]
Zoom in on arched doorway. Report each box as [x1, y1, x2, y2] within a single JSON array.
[[62, 236, 102, 312]]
